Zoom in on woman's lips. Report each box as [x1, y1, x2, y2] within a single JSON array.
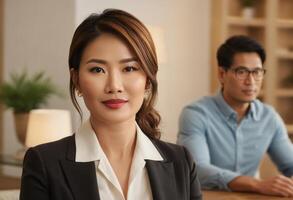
[[102, 99, 128, 109]]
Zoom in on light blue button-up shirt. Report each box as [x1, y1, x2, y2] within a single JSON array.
[[177, 92, 293, 190]]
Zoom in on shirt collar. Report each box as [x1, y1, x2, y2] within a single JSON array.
[[75, 119, 163, 162], [135, 124, 163, 161], [248, 101, 259, 121], [214, 91, 236, 120], [214, 90, 259, 121], [75, 120, 104, 162]]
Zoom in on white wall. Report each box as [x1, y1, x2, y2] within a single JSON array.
[[74, 0, 211, 142], [2, 0, 75, 175], [2, 0, 211, 165]]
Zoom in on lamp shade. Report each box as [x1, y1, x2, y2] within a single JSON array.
[[25, 109, 72, 147]]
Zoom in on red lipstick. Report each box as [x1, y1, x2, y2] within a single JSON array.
[[102, 99, 128, 109]]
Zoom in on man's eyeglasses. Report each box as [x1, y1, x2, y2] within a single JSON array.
[[228, 67, 266, 81]]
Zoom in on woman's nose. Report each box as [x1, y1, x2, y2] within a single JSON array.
[[104, 71, 123, 94]]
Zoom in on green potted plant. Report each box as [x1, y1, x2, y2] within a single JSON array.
[[0, 71, 61, 145], [241, 0, 255, 19]]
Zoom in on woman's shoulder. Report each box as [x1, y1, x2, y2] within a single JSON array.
[[150, 138, 189, 161], [150, 138, 196, 173], [151, 138, 182, 150], [25, 135, 75, 161]]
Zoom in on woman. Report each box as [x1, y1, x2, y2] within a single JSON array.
[[20, 9, 202, 200]]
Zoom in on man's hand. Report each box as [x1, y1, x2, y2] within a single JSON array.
[[255, 175, 293, 197], [228, 175, 293, 197]]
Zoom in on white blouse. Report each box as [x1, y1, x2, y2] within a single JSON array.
[[75, 120, 163, 200]]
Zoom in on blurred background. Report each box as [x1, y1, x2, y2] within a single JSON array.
[[0, 0, 293, 193]]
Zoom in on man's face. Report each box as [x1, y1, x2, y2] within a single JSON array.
[[219, 52, 264, 108]]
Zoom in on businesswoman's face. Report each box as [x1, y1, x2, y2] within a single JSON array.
[[73, 33, 147, 124]]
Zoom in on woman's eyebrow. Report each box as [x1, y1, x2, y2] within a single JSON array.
[[119, 58, 138, 64], [86, 58, 107, 64], [85, 58, 138, 64]]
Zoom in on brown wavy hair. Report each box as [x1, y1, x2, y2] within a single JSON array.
[[68, 9, 161, 139]]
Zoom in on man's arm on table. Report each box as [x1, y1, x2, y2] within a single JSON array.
[[230, 113, 293, 197], [228, 175, 293, 197], [177, 106, 240, 190], [178, 106, 293, 197]]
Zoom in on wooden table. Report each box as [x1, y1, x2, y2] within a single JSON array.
[[203, 190, 293, 200]]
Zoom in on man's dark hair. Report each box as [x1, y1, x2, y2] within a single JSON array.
[[217, 35, 266, 70]]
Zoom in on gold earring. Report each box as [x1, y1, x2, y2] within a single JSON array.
[[77, 90, 83, 97], [144, 89, 150, 99]]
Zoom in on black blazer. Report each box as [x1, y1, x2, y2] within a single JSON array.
[[20, 135, 202, 200]]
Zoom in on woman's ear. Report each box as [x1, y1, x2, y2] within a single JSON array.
[[70, 68, 80, 91], [145, 79, 151, 90]]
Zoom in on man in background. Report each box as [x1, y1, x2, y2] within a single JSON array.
[[178, 35, 293, 197]]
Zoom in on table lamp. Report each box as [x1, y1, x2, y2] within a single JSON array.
[[25, 109, 72, 147]]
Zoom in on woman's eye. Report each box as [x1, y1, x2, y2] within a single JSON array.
[[124, 66, 138, 72], [89, 67, 105, 73]]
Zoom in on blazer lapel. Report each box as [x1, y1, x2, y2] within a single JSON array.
[[60, 160, 100, 200], [60, 135, 99, 200], [146, 160, 177, 200]]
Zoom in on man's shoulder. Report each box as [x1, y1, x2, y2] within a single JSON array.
[[182, 95, 217, 116], [186, 95, 215, 109], [253, 99, 277, 115]]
